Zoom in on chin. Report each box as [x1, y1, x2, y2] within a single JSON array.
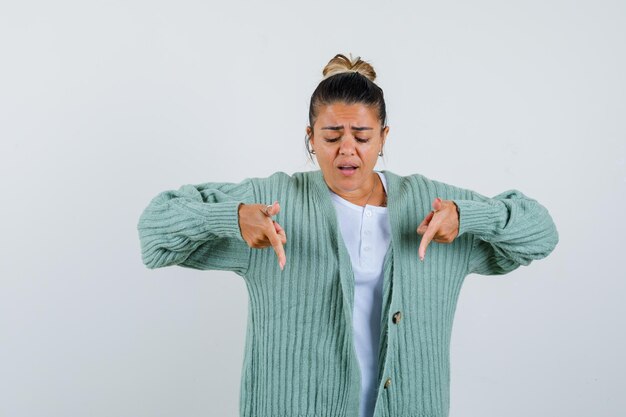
[[333, 173, 362, 189]]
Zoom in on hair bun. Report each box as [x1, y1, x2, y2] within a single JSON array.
[[322, 53, 377, 82]]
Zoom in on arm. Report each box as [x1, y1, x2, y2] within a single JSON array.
[[452, 188, 559, 276], [136, 178, 255, 276]]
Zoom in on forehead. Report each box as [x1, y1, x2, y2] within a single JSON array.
[[316, 102, 378, 128]]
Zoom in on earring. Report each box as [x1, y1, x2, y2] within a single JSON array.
[[306, 134, 316, 154], [378, 149, 384, 157]]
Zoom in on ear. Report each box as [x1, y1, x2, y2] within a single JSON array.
[[306, 126, 315, 146], [381, 125, 389, 147]]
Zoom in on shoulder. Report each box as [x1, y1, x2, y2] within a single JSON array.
[[246, 170, 317, 184], [382, 169, 476, 200], [244, 170, 320, 193]]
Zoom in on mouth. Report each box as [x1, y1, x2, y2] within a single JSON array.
[[337, 164, 359, 176]]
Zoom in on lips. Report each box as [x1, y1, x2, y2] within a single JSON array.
[[337, 163, 359, 176], [337, 162, 359, 170]]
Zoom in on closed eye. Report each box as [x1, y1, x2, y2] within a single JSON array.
[[325, 138, 370, 143]]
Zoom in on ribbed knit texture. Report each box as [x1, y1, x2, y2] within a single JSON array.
[[137, 169, 559, 417]]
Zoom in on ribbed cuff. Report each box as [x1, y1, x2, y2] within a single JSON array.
[[452, 198, 504, 238], [172, 199, 246, 241], [208, 200, 246, 241]]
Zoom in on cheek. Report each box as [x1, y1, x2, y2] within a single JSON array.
[[359, 147, 378, 161], [317, 151, 334, 165], [322, 148, 339, 159]]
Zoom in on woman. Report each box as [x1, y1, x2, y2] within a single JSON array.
[[137, 53, 559, 417]]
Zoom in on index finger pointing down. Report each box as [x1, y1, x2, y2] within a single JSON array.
[[418, 223, 437, 262], [267, 225, 286, 270]]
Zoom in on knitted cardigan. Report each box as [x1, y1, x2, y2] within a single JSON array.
[[136, 169, 559, 417]]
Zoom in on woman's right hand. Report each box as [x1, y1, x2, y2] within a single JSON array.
[[238, 201, 287, 270]]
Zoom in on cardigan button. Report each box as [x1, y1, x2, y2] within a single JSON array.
[[392, 311, 402, 324], [384, 377, 392, 389]]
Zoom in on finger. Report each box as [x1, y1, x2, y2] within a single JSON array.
[[270, 203, 286, 244], [417, 210, 435, 235], [267, 225, 286, 270], [260, 201, 278, 218], [418, 222, 438, 261], [432, 197, 443, 212], [268, 201, 280, 216], [267, 203, 286, 244], [273, 220, 287, 244]]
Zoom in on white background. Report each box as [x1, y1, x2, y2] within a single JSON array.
[[1, 1, 624, 416]]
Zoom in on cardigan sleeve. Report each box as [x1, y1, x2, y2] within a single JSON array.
[[136, 178, 255, 276], [451, 188, 559, 276]]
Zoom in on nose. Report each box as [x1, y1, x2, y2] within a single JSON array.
[[339, 137, 356, 156]]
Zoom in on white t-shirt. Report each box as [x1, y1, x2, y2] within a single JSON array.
[[329, 171, 392, 417]]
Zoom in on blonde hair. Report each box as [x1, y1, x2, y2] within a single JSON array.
[[321, 53, 377, 82]]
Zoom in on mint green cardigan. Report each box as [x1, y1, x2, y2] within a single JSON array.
[[137, 169, 559, 417]]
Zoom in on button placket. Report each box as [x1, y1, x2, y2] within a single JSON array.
[[392, 311, 402, 324], [383, 311, 401, 393], [361, 208, 373, 261]]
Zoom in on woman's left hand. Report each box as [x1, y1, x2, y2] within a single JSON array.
[[416, 197, 460, 261]]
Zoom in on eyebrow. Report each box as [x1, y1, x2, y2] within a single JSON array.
[[320, 125, 373, 131]]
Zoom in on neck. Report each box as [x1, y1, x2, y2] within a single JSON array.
[[328, 171, 385, 207]]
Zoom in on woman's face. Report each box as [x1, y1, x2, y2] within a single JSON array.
[[307, 102, 389, 196]]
